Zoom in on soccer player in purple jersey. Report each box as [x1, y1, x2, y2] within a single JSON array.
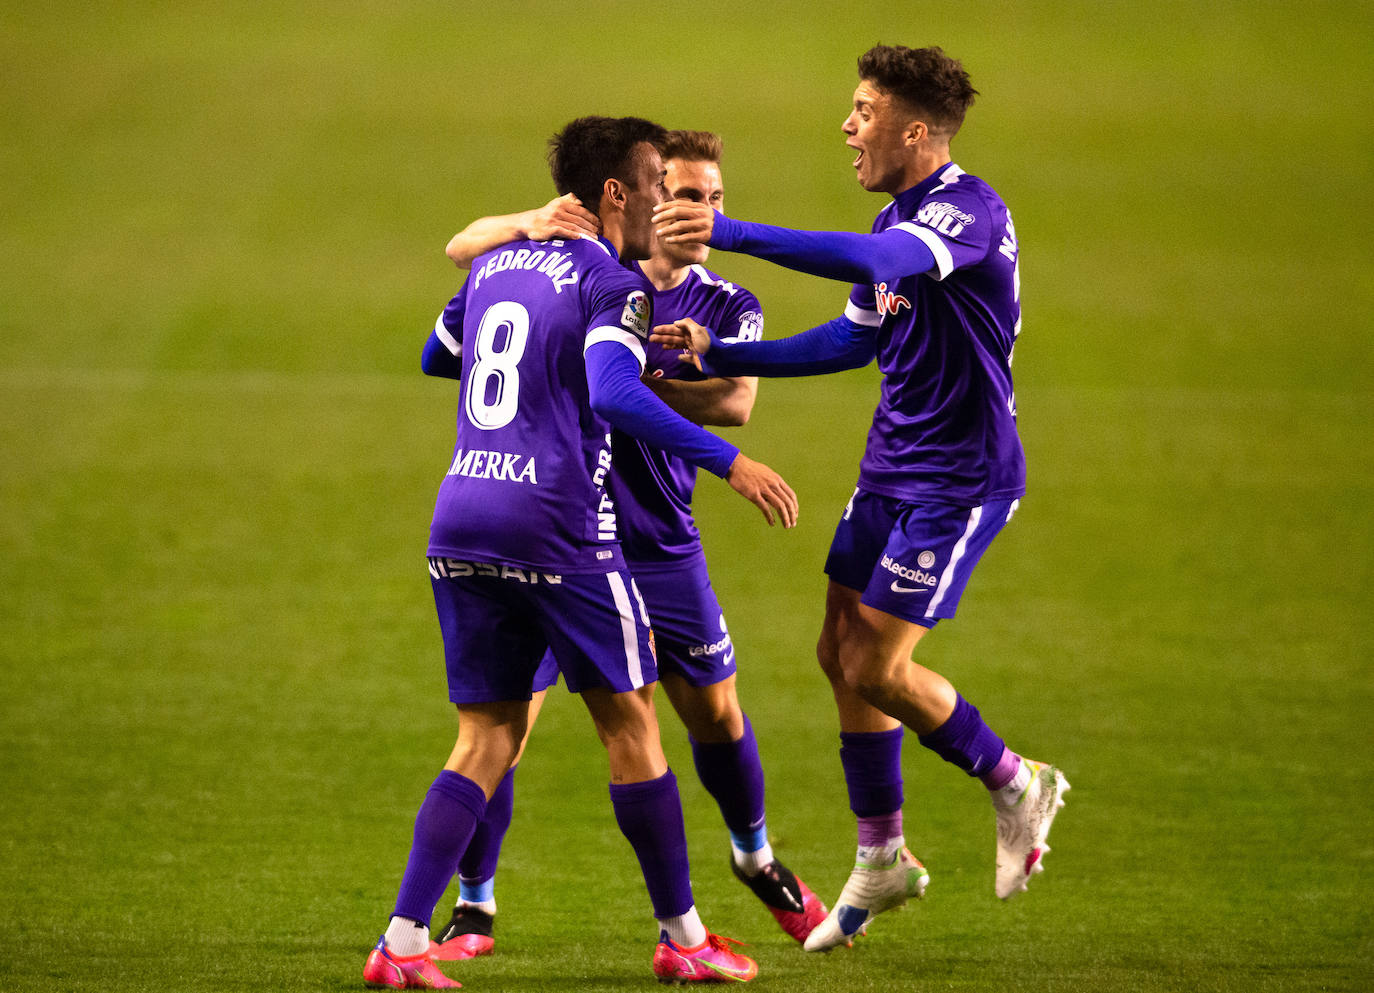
[[652, 46, 1070, 951], [429, 131, 828, 960], [362, 116, 797, 989]]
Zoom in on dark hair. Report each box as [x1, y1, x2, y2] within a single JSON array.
[[660, 129, 723, 164], [548, 116, 669, 216], [857, 45, 978, 139]]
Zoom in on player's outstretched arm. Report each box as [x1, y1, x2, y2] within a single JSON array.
[[651, 316, 875, 379], [653, 202, 936, 285], [445, 194, 601, 269], [724, 453, 798, 528]]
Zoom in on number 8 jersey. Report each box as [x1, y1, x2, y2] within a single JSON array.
[[426, 236, 655, 574]]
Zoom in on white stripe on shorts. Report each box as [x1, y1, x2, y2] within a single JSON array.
[[606, 571, 645, 689], [925, 504, 983, 620]]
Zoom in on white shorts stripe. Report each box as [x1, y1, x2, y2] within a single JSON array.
[[606, 571, 645, 689], [892, 222, 954, 280], [584, 326, 647, 371], [434, 313, 461, 356], [926, 504, 983, 619]]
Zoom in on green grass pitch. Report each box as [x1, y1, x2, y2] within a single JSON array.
[[2, 3, 1371, 991]]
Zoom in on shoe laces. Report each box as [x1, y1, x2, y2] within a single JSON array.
[[706, 932, 750, 954]]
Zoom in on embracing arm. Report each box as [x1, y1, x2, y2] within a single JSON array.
[[445, 194, 600, 269], [642, 374, 758, 427], [585, 342, 796, 527]]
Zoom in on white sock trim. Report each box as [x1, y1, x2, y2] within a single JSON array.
[[384, 916, 430, 957], [657, 905, 706, 948]]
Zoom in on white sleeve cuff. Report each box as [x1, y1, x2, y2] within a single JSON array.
[[434, 313, 461, 356], [584, 326, 647, 372], [844, 301, 882, 327], [892, 221, 954, 280]]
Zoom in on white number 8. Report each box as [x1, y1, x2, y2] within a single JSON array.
[[464, 301, 530, 430]]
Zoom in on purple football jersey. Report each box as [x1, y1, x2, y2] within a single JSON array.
[[427, 236, 654, 573], [844, 163, 1025, 505], [608, 262, 764, 565]]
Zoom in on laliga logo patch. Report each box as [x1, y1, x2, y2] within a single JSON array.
[[918, 550, 936, 569], [621, 290, 650, 338]]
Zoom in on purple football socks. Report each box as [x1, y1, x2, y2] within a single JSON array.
[[457, 765, 515, 903], [690, 717, 768, 854], [609, 770, 695, 919], [839, 727, 905, 817], [918, 694, 1019, 787], [393, 770, 487, 924]]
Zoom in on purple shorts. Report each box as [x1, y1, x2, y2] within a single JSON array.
[[824, 489, 1019, 627], [428, 557, 656, 704], [534, 549, 736, 691]]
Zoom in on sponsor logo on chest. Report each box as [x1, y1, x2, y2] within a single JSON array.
[[875, 282, 911, 318]]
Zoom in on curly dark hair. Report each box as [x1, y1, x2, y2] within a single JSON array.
[[858, 45, 978, 139], [548, 116, 668, 216]]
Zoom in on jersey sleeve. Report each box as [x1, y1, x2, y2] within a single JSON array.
[[421, 284, 467, 379], [889, 186, 995, 282], [845, 281, 881, 329], [433, 283, 468, 356], [580, 259, 653, 373], [716, 287, 764, 345]]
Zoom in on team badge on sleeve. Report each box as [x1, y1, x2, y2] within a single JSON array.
[[917, 201, 976, 238], [729, 310, 764, 342], [621, 290, 651, 339]]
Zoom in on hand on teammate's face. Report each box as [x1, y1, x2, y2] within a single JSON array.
[[652, 200, 714, 246]]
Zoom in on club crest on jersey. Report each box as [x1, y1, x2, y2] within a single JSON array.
[[621, 290, 650, 339], [731, 310, 764, 342], [875, 282, 911, 317], [917, 201, 976, 238]]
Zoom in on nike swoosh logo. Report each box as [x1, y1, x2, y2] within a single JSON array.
[[696, 957, 753, 980], [722, 648, 735, 666], [890, 580, 928, 594]]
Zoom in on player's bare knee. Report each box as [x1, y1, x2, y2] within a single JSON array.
[[852, 674, 898, 711], [816, 635, 846, 685], [687, 705, 741, 743]]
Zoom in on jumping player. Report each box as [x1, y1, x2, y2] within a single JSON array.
[[428, 130, 827, 961], [652, 46, 1070, 951], [362, 116, 795, 989]]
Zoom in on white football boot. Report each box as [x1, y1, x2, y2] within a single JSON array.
[[802, 846, 929, 952], [994, 759, 1070, 899]]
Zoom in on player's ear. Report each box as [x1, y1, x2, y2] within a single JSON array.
[[603, 177, 627, 211], [904, 119, 928, 146]]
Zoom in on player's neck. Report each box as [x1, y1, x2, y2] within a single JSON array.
[[910, 147, 953, 189], [889, 146, 953, 197], [639, 254, 690, 292], [600, 213, 628, 260]]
